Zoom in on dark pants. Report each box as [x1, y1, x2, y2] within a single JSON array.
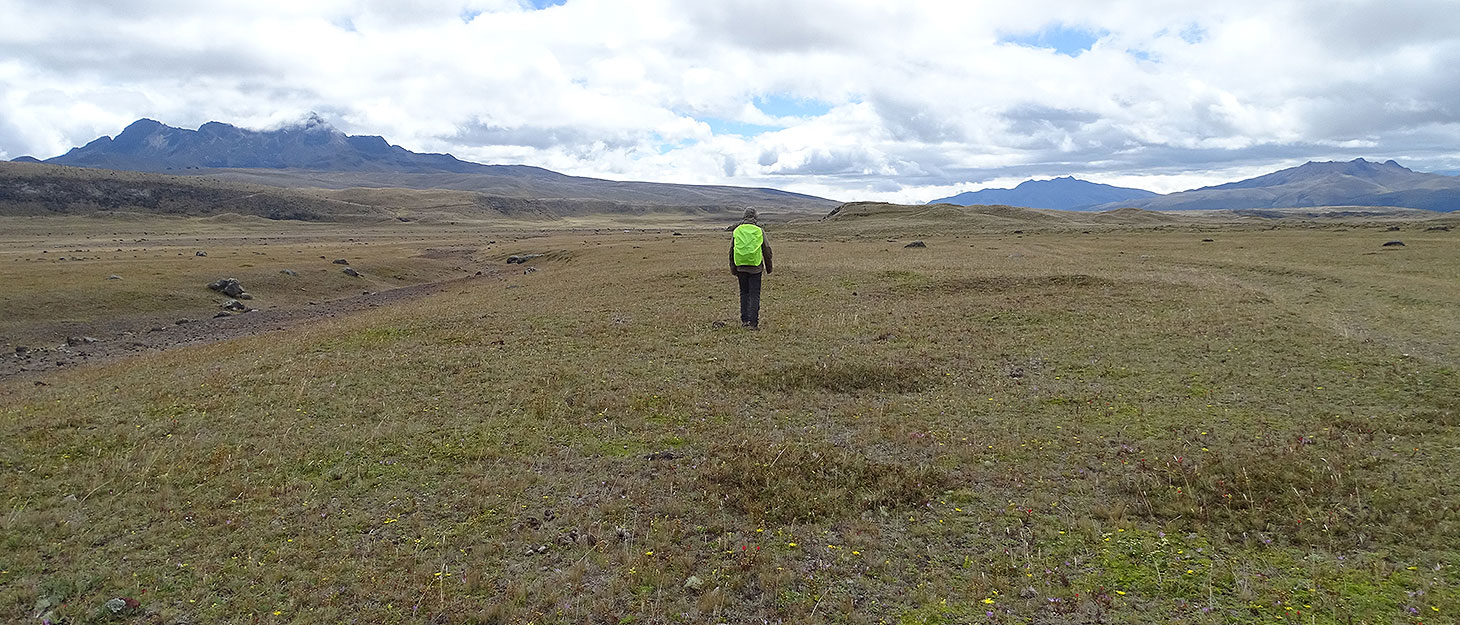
[[737, 271, 762, 327]]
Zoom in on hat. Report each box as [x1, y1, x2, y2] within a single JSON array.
[[742, 207, 758, 221]]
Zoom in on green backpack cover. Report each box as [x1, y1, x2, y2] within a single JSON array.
[[733, 224, 764, 266]]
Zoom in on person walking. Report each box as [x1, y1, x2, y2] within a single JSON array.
[[730, 207, 773, 329]]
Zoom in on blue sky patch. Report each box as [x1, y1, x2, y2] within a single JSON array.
[[1002, 25, 1106, 57], [651, 135, 698, 155], [1180, 23, 1207, 44], [523, 0, 567, 9], [1127, 48, 1155, 62], [461, 9, 483, 23], [754, 94, 833, 119], [704, 118, 780, 137]]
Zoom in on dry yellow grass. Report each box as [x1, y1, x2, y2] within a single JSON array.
[[1, 215, 1457, 624]]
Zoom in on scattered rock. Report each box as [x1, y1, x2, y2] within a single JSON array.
[[523, 266, 538, 274], [711, 320, 727, 328], [100, 596, 142, 616], [1385, 225, 1401, 232], [1201, 238, 1215, 242], [1382, 240, 1405, 247], [65, 336, 98, 346], [195, 250, 207, 256], [237, 292, 253, 300], [207, 277, 247, 297], [672, 231, 683, 236], [904, 241, 927, 248], [1426, 225, 1451, 232], [222, 299, 248, 312], [15, 346, 28, 354], [507, 254, 543, 264], [645, 450, 680, 461], [175, 319, 194, 325], [333, 258, 349, 265], [684, 576, 705, 591], [280, 269, 298, 276], [107, 274, 122, 280], [343, 267, 361, 277], [214, 312, 232, 318]]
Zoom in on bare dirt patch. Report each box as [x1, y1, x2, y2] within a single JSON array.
[[0, 271, 503, 382]]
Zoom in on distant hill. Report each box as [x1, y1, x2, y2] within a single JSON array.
[[0, 161, 390, 221], [29, 116, 838, 212], [0, 161, 785, 223], [1094, 159, 1460, 212], [927, 177, 1158, 210]]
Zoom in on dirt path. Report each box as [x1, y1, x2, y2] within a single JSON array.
[[1, 271, 503, 383]]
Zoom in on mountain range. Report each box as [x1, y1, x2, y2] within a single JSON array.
[[928, 177, 1158, 210], [1091, 159, 1460, 212], [12, 117, 1460, 215], [17, 116, 836, 212], [934, 159, 1460, 213]]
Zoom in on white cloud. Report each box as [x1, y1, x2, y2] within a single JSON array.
[[2, 0, 1459, 202]]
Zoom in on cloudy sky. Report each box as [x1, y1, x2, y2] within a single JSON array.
[[3, 0, 1459, 202]]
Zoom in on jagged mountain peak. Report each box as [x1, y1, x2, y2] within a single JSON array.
[[37, 116, 490, 174]]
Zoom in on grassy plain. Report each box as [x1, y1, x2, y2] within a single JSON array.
[[1, 213, 1458, 624]]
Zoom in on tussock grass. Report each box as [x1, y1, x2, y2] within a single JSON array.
[[701, 440, 947, 524], [723, 360, 934, 393], [2, 220, 1458, 624]]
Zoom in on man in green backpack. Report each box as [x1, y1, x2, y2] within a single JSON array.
[[730, 207, 774, 329]]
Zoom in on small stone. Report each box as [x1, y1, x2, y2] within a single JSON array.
[[1202, 238, 1215, 242], [1382, 240, 1405, 247], [195, 250, 207, 256], [175, 319, 193, 325], [65, 336, 98, 346], [207, 277, 247, 297], [222, 300, 247, 312], [107, 274, 122, 280], [904, 241, 927, 248], [684, 575, 704, 591], [15, 346, 29, 354], [280, 269, 298, 276], [343, 267, 361, 277], [237, 292, 253, 300], [1386, 225, 1401, 231], [214, 312, 232, 318], [333, 258, 349, 264]]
